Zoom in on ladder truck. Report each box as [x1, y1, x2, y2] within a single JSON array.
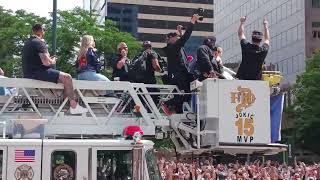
[[0, 74, 286, 180]]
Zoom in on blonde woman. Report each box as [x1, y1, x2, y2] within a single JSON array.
[[76, 35, 109, 81]]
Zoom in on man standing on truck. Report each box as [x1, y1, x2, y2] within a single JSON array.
[[163, 14, 201, 113], [236, 16, 270, 80]]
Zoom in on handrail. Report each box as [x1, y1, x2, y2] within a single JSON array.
[[0, 121, 6, 139]]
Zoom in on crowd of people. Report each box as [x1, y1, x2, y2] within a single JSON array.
[[157, 158, 319, 180], [0, 13, 271, 114]]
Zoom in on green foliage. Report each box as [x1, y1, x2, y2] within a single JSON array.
[[0, 6, 46, 77], [0, 7, 141, 78], [292, 49, 320, 154], [152, 138, 175, 150]]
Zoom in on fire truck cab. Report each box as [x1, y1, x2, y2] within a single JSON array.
[[0, 138, 159, 180]]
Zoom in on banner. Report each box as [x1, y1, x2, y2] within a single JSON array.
[[270, 94, 284, 143], [218, 80, 270, 144]]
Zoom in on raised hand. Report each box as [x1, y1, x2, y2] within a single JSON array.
[[240, 16, 246, 23]]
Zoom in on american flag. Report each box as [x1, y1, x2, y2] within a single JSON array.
[[15, 150, 35, 162]]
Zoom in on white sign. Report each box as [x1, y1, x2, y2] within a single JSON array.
[[218, 80, 270, 144]]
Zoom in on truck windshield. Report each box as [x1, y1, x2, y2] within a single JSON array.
[[145, 149, 161, 180], [97, 150, 132, 180]]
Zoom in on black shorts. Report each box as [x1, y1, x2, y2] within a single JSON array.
[[25, 68, 60, 84]]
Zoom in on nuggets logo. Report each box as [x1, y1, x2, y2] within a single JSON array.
[[230, 86, 256, 113], [78, 55, 87, 68], [14, 164, 34, 180], [53, 164, 74, 180], [231, 86, 256, 143]]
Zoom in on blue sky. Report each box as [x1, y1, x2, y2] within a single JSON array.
[[0, 0, 83, 17]]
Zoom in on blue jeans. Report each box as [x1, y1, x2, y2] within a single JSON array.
[[77, 71, 112, 95], [77, 71, 110, 81]]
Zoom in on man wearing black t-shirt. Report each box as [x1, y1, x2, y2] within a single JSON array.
[[111, 42, 130, 81], [236, 16, 270, 80], [22, 24, 87, 114], [139, 41, 162, 84]]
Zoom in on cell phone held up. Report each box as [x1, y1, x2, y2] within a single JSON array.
[[197, 8, 205, 21]]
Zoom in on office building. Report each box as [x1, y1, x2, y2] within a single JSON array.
[[214, 0, 320, 85], [85, 0, 214, 56]]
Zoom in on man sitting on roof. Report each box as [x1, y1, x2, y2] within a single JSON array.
[[22, 24, 87, 114]]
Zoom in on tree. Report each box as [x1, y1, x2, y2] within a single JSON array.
[[292, 50, 320, 154], [0, 6, 47, 77]]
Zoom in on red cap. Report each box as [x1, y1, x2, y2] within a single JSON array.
[[123, 126, 144, 136]]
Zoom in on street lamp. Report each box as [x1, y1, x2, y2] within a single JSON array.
[[52, 0, 57, 56]]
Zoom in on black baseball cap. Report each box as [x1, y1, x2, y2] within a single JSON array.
[[143, 40, 152, 48], [32, 23, 45, 32], [167, 32, 178, 39], [252, 31, 263, 40], [203, 36, 216, 50]]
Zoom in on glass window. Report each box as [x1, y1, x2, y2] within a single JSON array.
[[292, 26, 298, 42], [312, 0, 320, 8], [96, 150, 132, 180], [318, 31, 320, 38], [298, 54, 305, 71], [123, 9, 132, 14], [0, 150, 2, 180], [281, 3, 287, 20], [287, 1, 292, 16], [292, 56, 299, 73], [292, 0, 297, 14], [51, 151, 76, 180], [288, 57, 293, 74], [271, 9, 277, 26], [281, 32, 287, 48], [276, 6, 282, 22], [297, 24, 303, 40], [277, 35, 282, 49], [146, 150, 161, 180], [312, 22, 320, 28], [297, 0, 303, 10]]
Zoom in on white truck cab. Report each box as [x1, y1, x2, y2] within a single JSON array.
[[0, 139, 160, 180]]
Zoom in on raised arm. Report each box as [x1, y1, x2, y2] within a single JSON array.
[[175, 14, 200, 47], [263, 17, 270, 45], [238, 16, 246, 41]]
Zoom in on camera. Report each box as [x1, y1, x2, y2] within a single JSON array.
[[197, 8, 205, 21]]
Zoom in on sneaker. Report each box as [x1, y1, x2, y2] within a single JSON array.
[[70, 104, 88, 114]]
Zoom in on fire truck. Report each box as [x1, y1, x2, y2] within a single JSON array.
[[0, 74, 286, 180]]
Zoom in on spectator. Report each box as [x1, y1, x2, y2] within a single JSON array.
[[22, 23, 87, 114], [111, 42, 130, 81], [138, 41, 162, 105], [141, 40, 162, 82], [0, 68, 4, 77], [212, 46, 224, 76], [196, 37, 226, 81], [76, 35, 110, 82], [163, 14, 201, 113], [157, 158, 320, 180], [0, 67, 11, 96], [236, 16, 270, 80]]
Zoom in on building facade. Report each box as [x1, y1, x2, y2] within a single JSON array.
[[214, 0, 320, 85], [86, 0, 214, 56]]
